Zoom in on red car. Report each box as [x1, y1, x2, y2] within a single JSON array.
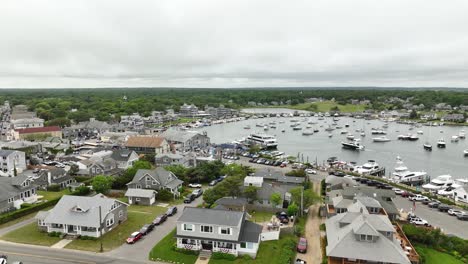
[[297, 237, 307, 253], [126, 232, 143, 244]]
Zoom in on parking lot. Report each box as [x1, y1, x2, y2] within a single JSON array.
[[393, 196, 468, 239]]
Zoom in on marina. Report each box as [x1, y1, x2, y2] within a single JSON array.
[[197, 109, 468, 181]]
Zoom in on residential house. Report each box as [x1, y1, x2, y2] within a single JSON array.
[[442, 113, 465, 123], [205, 105, 238, 119], [125, 136, 170, 154], [242, 176, 297, 209], [214, 197, 248, 212], [176, 207, 262, 257], [76, 158, 121, 177], [109, 149, 139, 169], [32, 168, 76, 189], [126, 168, 183, 195], [251, 168, 305, 185], [13, 126, 62, 140], [35, 194, 128, 238], [326, 212, 412, 264], [64, 118, 111, 138], [179, 103, 199, 117], [155, 152, 185, 166], [0, 150, 27, 177], [124, 189, 158, 206], [11, 118, 45, 129], [0, 175, 38, 213], [454, 185, 468, 204], [161, 129, 210, 152]]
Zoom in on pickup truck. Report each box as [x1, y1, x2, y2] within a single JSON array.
[[409, 194, 429, 202]]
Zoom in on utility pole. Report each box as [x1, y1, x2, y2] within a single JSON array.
[[300, 187, 304, 217], [99, 205, 103, 252]]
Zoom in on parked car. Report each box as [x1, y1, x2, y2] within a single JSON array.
[[393, 188, 404, 195], [0, 255, 7, 264], [192, 189, 203, 198], [184, 194, 196, 203], [410, 218, 429, 226], [276, 212, 289, 224], [139, 224, 154, 235], [126, 232, 143, 244], [188, 183, 202, 188], [409, 194, 429, 202], [153, 214, 168, 225], [166, 206, 178, 216], [401, 191, 415, 198], [305, 169, 317, 174], [448, 209, 465, 216], [438, 204, 452, 212], [422, 199, 437, 205], [428, 201, 441, 208], [295, 258, 307, 264], [457, 214, 468, 221], [280, 163, 287, 168], [296, 237, 308, 253], [209, 180, 217, 186]]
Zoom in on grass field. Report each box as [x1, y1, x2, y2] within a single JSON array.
[[288, 101, 367, 113], [248, 211, 274, 223], [208, 235, 297, 264], [37, 189, 71, 201], [0, 223, 61, 246], [65, 205, 167, 252], [415, 244, 464, 264], [149, 229, 199, 264]]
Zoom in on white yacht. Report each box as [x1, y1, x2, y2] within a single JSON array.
[[437, 138, 446, 148], [341, 139, 364, 150], [422, 175, 454, 191], [371, 129, 387, 135], [246, 133, 278, 149], [464, 149, 468, 156], [438, 178, 468, 196], [451, 135, 459, 142], [372, 136, 391, 142], [391, 157, 428, 185], [346, 134, 355, 140], [354, 160, 380, 174], [302, 130, 314, 136], [459, 131, 466, 139]]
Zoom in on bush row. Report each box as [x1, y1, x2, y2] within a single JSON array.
[[211, 252, 237, 261]]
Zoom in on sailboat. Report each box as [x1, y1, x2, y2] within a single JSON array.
[[424, 125, 432, 151]]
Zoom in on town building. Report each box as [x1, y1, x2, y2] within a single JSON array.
[[0, 150, 27, 176], [0, 175, 38, 213], [179, 103, 199, 117], [125, 136, 170, 154], [161, 129, 210, 152], [126, 168, 183, 195], [13, 126, 62, 140]]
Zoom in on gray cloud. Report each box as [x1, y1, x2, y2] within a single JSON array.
[[1, 0, 468, 88]]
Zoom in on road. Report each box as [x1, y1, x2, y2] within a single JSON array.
[[393, 196, 468, 239]]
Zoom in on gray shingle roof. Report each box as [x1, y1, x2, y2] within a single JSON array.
[[178, 207, 244, 227], [0, 149, 15, 157], [215, 197, 248, 207], [44, 194, 127, 228], [125, 188, 157, 198], [128, 168, 182, 189], [110, 149, 134, 162], [0, 177, 32, 201], [326, 212, 410, 264], [239, 221, 262, 243]]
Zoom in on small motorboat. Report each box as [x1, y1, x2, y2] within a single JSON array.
[[373, 136, 391, 142], [464, 149, 468, 156], [423, 142, 432, 151], [302, 130, 314, 136], [244, 125, 251, 129], [451, 135, 459, 142], [340, 130, 348, 134], [346, 134, 355, 140], [328, 134, 333, 138], [342, 139, 364, 150], [437, 138, 446, 148], [417, 130, 424, 135], [281, 129, 286, 133]]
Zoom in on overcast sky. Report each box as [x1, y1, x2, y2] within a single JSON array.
[[1, 0, 468, 88]]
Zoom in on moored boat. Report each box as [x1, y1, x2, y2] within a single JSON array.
[[372, 136, 391, 142]]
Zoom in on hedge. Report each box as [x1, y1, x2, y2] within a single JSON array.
[[0, 189, 89, 225], [211, 252, 237, 260], [0, 197, 60, 225]]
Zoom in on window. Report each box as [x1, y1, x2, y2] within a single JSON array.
[[201, 225, 213, 233], [240, 242, 246, 248], [119, 211, 124, 217], [146, 176, 151, 181], [7, 197, 14, 203], [219, 227, 231, 235], [152, 181, 157, 185], [31, 188, 35, 194], [360, 234, 366, 241], [366, 235, 373, 241], [136, 198, 141, 201], [136, 184, 141, 189], [183, 224, 194, 231], [106, 218, 114, 227]]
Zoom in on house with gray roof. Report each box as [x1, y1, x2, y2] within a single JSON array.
[[32, 168, 76, 189], [161, 129, 210, 152], [0, 175, 38, 213], [325, 212, 411, 264], [127, 168, 183, 195], [35, 194, 128, 238], [155, 152, 185, 167], [125, 188, 157, 206], [0, 149, 27, 177], [109, 149, 139, 169], [176, 207, 262, 258]]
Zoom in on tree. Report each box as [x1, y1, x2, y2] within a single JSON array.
[[165, 164, 188, 182], [285, 169, 306, 178], [270, 192, 282, 208], [287, 203, 299, 216], [221, 164, 253, 178], [243, 186, 258, 203], [290, 187, 320, 208], [141, 154, 155, 165], [203, 188, 222, 206], [92, 175, 114, 194], [69, 164, 79, 176], [220, 176, 243, 198], [410, 109, 419, 119], [113, 160, 152, 189]]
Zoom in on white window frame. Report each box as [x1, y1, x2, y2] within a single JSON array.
[[200, 225, 213, 233], [119, 211, 124, 217], [135, 198, 141, 201], [183, 224, 194, 232], [106, 218, 114, 227], [219, 227, 232, 235]]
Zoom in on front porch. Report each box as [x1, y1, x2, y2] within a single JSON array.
[[177, 238, 238, 256]]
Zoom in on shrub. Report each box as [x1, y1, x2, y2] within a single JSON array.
[[278, 237, 297, 264], [20, 203, 33, 209], [211, 252, 237, 260], [174, 247, 199, 255], [321, 236, 328, 264], [74, 176, 93, 183], [48, 231, 61, 237], [79, 235, 97, 241], [46, 184, 61, 192], [158, 189, 174, 201], [73, 186, 91, 196], [0, 198, 60, 225]]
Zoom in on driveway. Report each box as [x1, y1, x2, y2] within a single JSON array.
[[107, 195, 204, 262], [393, 196, 468, 239]]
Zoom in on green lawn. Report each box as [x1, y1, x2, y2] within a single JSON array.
[[37, 189, 71, 201], [208, 235, 297, 264], [415, 244, 464, 264], [0, 223, 61, 246], [288, 101, 367, 113], [66, 205, 167, 252], [149, 229, 199, 264], [248, 211, 274, 223]]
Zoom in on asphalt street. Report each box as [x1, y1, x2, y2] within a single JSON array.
[[393, 196, 468, 239]]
